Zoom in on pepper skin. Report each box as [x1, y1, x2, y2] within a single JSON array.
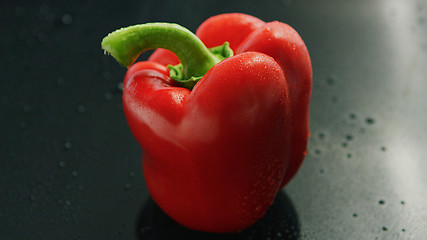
[[102, 13, 312, 233]]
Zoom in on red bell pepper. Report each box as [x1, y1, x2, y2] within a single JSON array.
[[101, 13, 312, 233]]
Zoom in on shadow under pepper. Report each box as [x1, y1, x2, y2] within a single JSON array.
[[136, 190, 300, 240]]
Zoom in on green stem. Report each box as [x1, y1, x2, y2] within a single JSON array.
[[101, 22, 221, 81]]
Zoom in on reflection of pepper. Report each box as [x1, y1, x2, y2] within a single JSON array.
[[102, 13, 312, 233]]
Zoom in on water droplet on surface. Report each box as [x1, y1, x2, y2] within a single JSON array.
[[57, 77, 65, 86], [326, 76, 336, 85], [77, 185, 84, 191], [104, 92, 113, 100], [352, 213, 358, 217], [23, 105, 32, 112], [139, 226, 152, 235], [124, 183, 131, 190], [64, 142, 72, 150], [77, 105, 86, 113], [71, 170, 79, 177], [400, 201, 405, 205], [61, 14, 73, 25], [378, 200, 385, 205], [332, 96, 338, 103], [58, 161, 66, 168], [346, 134, 353, 141], [314, 149, 321, 155], [402, 228, 406, 232], [381, 146, 386, 151], [365, 117, 375, 125], [29, 195, 36, 201], [347, 153, 352, 158], [117, 82, 124, 91], [103, 71, 112, 80], [382, 226, 388, 231], [129, 171, 135, 178], [349, 113, 357, 120], [318, 132, 325, 140], [342, 142, 348, 148]]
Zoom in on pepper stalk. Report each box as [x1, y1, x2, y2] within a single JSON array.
[[101, 22, 233, 89]]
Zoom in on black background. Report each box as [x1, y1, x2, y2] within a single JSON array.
[[2, 0, 427, 239]]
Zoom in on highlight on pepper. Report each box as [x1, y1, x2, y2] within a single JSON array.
[[102, 13, 312, 233]]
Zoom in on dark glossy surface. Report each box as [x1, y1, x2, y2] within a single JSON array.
[[1, 0, 427, 239]]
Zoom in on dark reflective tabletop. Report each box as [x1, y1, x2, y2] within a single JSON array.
[[1, 0, 427, 239]]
